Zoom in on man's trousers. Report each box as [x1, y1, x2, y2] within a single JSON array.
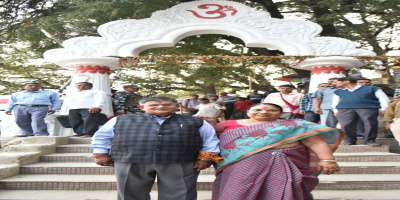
[[337, 108, 379, 143], [68, 109, 100, 135], [114, 162, 200, 200], [13, 105, 49, 136]]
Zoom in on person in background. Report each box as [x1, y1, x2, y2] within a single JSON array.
[[112, 85, 143, 115], [65, 82, 107, 137], [384, 98, 400, 144], [264, 84, 303, 119], [247, 90, 263, 103], [357, 78, 372, 86], [188, 98, 225, 127], [209, 95, 226, 122], [181, 94, 200, 116], [5, 82, 60, 137], [332, 77, 389, 147], [212, 103, 342, 199], [90, 96, 220, 200], [313, 78, 340, 128], [227, 90, 238, 97], [233, 97, 255, 119], [299, 83, 328, 123], [218, 92, 236, 120]]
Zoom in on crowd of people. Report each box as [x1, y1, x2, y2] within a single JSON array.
[[3, 77, 399, 200]]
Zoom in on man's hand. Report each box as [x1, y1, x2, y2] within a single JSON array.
[[379, 110, 385, 115], [194, 160, 212, 171], [48, 110, 56, 115], [115, 110, 125, 115], [386, 123, 391, 130], [5, 111, 12, 115], [314, 108, 322, 114], [93, 153, 114, 166], [299, 111, 306, 115], [89, 107, 100, 113]]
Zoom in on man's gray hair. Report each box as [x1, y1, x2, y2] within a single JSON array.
[[139, 97, 178, 105]]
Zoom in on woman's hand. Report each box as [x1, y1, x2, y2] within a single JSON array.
[[300, 134, 340, 175], [317, 160, 340, 175]]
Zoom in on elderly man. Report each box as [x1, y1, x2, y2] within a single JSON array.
[[5, 82, 60, 137], [264, 84, 303, 119], [112, 85, 143, 115], [65, 82, 107, 137], [90, 96, 220, 200], [332, 77, 389, 147]]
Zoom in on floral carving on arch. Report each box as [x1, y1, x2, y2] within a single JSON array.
[[44, 0, 375, 69]]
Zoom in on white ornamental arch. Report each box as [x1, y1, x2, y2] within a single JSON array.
[[44, 0, 375, 69], [42, 0, 377, 119]]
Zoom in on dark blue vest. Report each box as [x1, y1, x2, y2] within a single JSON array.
[[111, 113, 204, 163], [334, 86, 380, 109]]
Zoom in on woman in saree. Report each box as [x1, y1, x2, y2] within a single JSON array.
[[212, 103, 343, 200]]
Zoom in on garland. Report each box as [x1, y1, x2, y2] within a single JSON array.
[[113, 55, 400, 70]]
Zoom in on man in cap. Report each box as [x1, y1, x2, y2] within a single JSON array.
[[5, 82, 60, 136], [112, 85, 143, 115]]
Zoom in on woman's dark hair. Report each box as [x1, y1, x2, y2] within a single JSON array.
[[248, 103, 283, 113]]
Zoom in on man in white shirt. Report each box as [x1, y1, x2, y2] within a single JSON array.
[[264, 84, 303, 119], [66, 82, 107, 137]]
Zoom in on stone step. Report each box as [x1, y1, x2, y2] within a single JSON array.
[[19, 162, 400, 175], [1, 190, 400, 200], [333, 152, 400, 162], [68, 137, 92, 144], [39, 151, 400, 163], [0, 152, 41, 165], [56, 144, 93, 153], [19, 162, 216, 175], [55, 143, 392, 153], [335, 144, 390, 153], [39, 153, 93, 162], [2, 189, 400, 200], [316, 174, 400, 190], [1, 174, 400, 191]]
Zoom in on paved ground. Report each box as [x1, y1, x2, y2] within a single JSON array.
[[2, 190, 400, 200]]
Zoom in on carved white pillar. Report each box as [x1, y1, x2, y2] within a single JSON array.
[[309, 66, 347, 91], [60, 65, 113, 116], [293, 56, 367, 93]]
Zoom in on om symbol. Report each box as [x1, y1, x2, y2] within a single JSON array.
[[187, 4, 238, 19]]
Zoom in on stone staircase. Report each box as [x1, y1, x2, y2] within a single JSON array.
[[1, 137, 400, 199]]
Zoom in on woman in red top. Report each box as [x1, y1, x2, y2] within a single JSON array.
[[233, 97, 255, 119]]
